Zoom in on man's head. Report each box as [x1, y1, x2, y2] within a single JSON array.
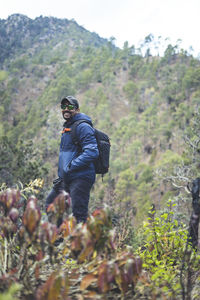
[[61, 96, 80, 120]]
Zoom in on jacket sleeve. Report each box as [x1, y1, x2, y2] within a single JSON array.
[[69, 123, 99, 171]]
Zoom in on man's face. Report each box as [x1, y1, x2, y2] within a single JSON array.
[[61, 101, 78, 120]]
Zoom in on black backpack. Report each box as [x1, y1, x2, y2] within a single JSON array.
[[71, 120, 110, 177]]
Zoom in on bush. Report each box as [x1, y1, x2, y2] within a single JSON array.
[[0, 187, 142, 299], [135, 201, 199, 299]]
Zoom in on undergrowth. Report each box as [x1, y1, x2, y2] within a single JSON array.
[[0, 183, 199, 299]]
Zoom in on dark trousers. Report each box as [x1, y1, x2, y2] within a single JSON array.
[[46, 177, 94, 224]]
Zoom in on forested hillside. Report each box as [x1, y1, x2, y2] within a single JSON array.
[[1, 14, 200, 223], [0, 14, 200, 299]]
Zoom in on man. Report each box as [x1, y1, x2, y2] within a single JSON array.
[[46, 95, 99, 224]]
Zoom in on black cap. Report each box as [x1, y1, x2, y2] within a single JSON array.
[[61, 96, 79, 109]]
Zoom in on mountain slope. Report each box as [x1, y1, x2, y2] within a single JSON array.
[[1, 15, 200, 226], [0, 14, 106, 66]]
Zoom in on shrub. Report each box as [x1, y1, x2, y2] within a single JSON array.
[[0, 187, 142, 299], [135, 201, 199, 299]]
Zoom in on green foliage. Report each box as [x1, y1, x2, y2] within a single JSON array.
[[123, 80, 138, 99], [0, 70, 8, 82], [0, 136, 48, 186], [112, 157, 129, 173], [172, 102, 193, 129], [181, 107, 200, 177], [155, 150, 183, 170], [136, 202, 199, 299], [10, 56, 28, 70], [162, 44, 179, 64], [0, 284, 22, 300], [182, 67, 200, 90], [128, 54, 143, 77], [115, 168, 136, 202]]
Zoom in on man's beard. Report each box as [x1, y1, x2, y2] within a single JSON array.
[[62, 111, 73, 120]]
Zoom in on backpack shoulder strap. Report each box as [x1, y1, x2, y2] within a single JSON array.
[[71, 120, 93, 145]]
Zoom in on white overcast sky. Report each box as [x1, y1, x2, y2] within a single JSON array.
[[1, 0, 200, 56]]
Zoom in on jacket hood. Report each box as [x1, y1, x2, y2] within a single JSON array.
[[63, 113, 93, 127]]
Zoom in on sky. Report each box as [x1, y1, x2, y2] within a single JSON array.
[[1, 0, 200, 56]]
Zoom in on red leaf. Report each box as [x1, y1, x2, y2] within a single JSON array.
[[23, 198, 41, 235], [36, 271, 69, 300], [98, 263, 109, 293], [40, 222, 58, 244], [9, 208, 19, 222], [35, 264, 40, 280], [80, 274, 97, 291]]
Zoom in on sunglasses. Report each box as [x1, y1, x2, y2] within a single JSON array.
[[61, 103, 75, 110]]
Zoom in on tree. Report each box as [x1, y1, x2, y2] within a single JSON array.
[[0, 136, 48, 186]]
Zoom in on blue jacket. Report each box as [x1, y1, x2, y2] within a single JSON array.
[[58, 113, 99, 183]]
